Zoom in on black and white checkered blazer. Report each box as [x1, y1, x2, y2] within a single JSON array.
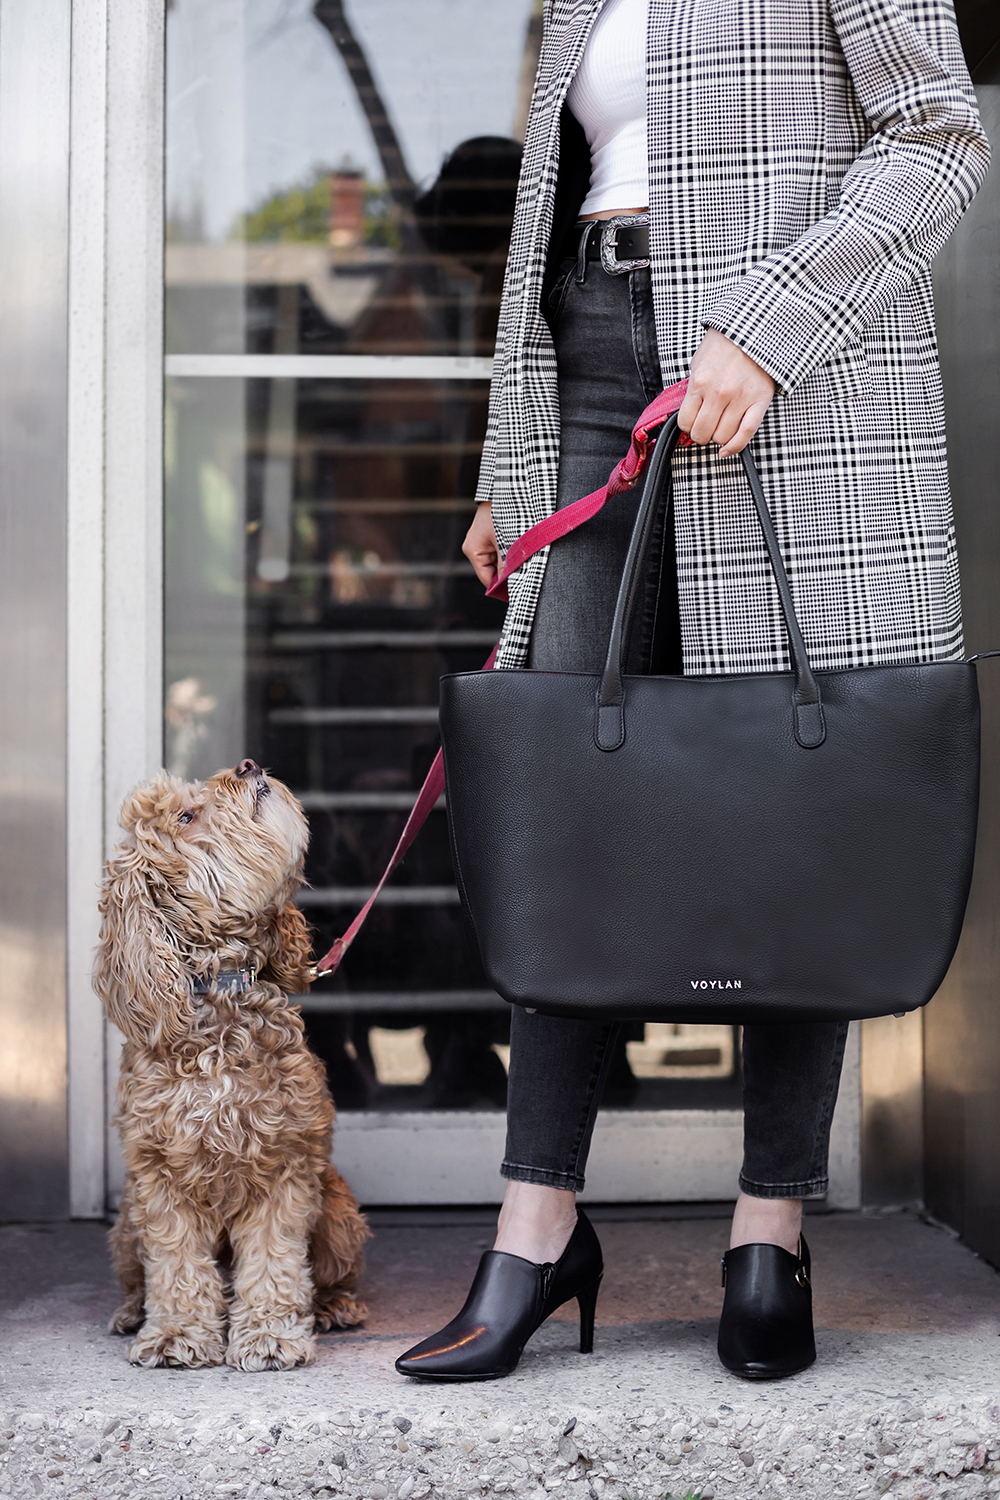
[[477, 0, 990, 674]]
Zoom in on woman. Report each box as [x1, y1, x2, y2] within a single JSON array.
[[397, 0, 989, 1381]]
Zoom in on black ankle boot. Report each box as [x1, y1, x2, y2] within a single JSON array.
[[717, 1235, 816, 1379], [395, 1209, 603, 1381]]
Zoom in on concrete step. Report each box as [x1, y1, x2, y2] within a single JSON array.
[[1, 1210, 999, 1500]]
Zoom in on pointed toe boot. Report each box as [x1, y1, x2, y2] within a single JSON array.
[[717, 1234, 816, 1379], [395, 1209, 603, 1382]]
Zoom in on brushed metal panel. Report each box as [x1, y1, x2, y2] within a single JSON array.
[[861, 1012, 924, 1207], [0, 0, 71, 1219], [925, 75, 1000, 1265]]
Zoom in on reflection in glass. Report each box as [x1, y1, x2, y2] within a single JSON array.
[[163, 0, 738, 1112]]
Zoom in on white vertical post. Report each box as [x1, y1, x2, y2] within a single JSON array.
[[66, 0, 110, 1218], [103, 0, 165, 1206], [67, 0, 166, 1214], [104, 0, 164, 831]]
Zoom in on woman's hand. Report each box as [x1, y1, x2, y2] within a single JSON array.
[[678, 330, 775, 457], [463, 501, 500, 589]]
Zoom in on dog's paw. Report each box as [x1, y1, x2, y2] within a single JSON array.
[[109, 1295, 145, 1334], [314, 1294, 367, 1331], [128, 1325, 226, 1369], [225, 1326, 316, 1372]]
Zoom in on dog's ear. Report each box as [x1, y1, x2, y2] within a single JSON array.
[[95, 852, 195, 1049], [258, 901, 314, 995]]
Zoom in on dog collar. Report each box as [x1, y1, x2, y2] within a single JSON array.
[[190, 968, 258, 996]]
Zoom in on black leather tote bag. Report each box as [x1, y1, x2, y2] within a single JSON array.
[[439, 416, 983, 1024]]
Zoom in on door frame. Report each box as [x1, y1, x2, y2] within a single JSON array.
[[71, 0, 865, 1215], [333, 1025, 861, 1206], [66, 0, 165, 1215]]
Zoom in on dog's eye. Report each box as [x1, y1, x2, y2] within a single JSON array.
[[178, 810, 196, 826]]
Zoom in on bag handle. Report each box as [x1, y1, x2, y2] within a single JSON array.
[[595, 413, 826, 751]]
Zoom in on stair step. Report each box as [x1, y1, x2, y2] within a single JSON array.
[[296, 790, 445, 810], [296, 989, 503, 1013], [288, 560, 473, 577], [272, 629, 499, 650], [298, 886, 460, 906], [273, 706, 439, 725]]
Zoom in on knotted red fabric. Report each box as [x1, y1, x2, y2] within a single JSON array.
[[312, 378, 690, 978]]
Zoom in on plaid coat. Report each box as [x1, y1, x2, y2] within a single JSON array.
[[477, 0, 990, 673]]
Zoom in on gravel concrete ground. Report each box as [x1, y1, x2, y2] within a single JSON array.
[[2, 1210, 999, 1500]]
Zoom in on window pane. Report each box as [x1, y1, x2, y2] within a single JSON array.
[[163, 0, 738, 1115]]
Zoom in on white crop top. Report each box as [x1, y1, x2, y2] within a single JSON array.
[[566, 0, 649, 217]]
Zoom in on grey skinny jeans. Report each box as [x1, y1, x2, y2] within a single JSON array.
[[500, 234, 849, 1200]]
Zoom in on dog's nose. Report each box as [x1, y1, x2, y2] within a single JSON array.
[[235, 759, 260, 779]]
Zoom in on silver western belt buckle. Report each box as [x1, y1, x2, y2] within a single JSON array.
[[600, 212, 651, 275]]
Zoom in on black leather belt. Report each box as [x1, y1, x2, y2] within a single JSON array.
[[579, 215, 651, 272]]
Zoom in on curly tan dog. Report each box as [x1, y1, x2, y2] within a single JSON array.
[[96, 757, 369, 1371]]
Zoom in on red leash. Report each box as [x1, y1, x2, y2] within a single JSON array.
[[311, 378, 690, 979]]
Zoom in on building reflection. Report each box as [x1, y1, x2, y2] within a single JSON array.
[[163, 0, 740, 1112]]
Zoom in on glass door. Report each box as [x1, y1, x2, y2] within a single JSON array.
[[163, 0, 746, 1203]]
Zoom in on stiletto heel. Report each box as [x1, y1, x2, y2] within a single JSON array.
[[577, 1274, 601, 1353], [395, 1208, 604, 1381]]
